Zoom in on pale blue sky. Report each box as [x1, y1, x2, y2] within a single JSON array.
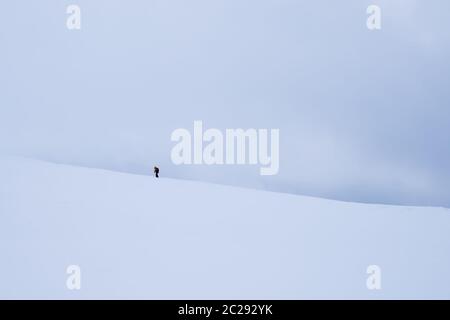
[[1, 0, 449, 207]]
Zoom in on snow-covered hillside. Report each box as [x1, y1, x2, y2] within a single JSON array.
[[0, 156, 449, 299]]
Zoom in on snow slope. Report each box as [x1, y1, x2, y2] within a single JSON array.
[[0, 156, 449, 299]]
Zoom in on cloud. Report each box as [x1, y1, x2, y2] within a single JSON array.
[[1, 0, 449, 207]]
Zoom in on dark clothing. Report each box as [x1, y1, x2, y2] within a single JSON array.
[[154, 167, 159, 178]]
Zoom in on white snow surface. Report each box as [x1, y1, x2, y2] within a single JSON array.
[[0, 156, 449, 299]]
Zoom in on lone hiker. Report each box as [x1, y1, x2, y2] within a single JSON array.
[[154, 166, 159, 178]]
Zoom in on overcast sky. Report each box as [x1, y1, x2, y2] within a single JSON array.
[[1, 0, 449, 207]]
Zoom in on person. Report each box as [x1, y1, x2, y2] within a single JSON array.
[[154, 166, 159, 178]]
